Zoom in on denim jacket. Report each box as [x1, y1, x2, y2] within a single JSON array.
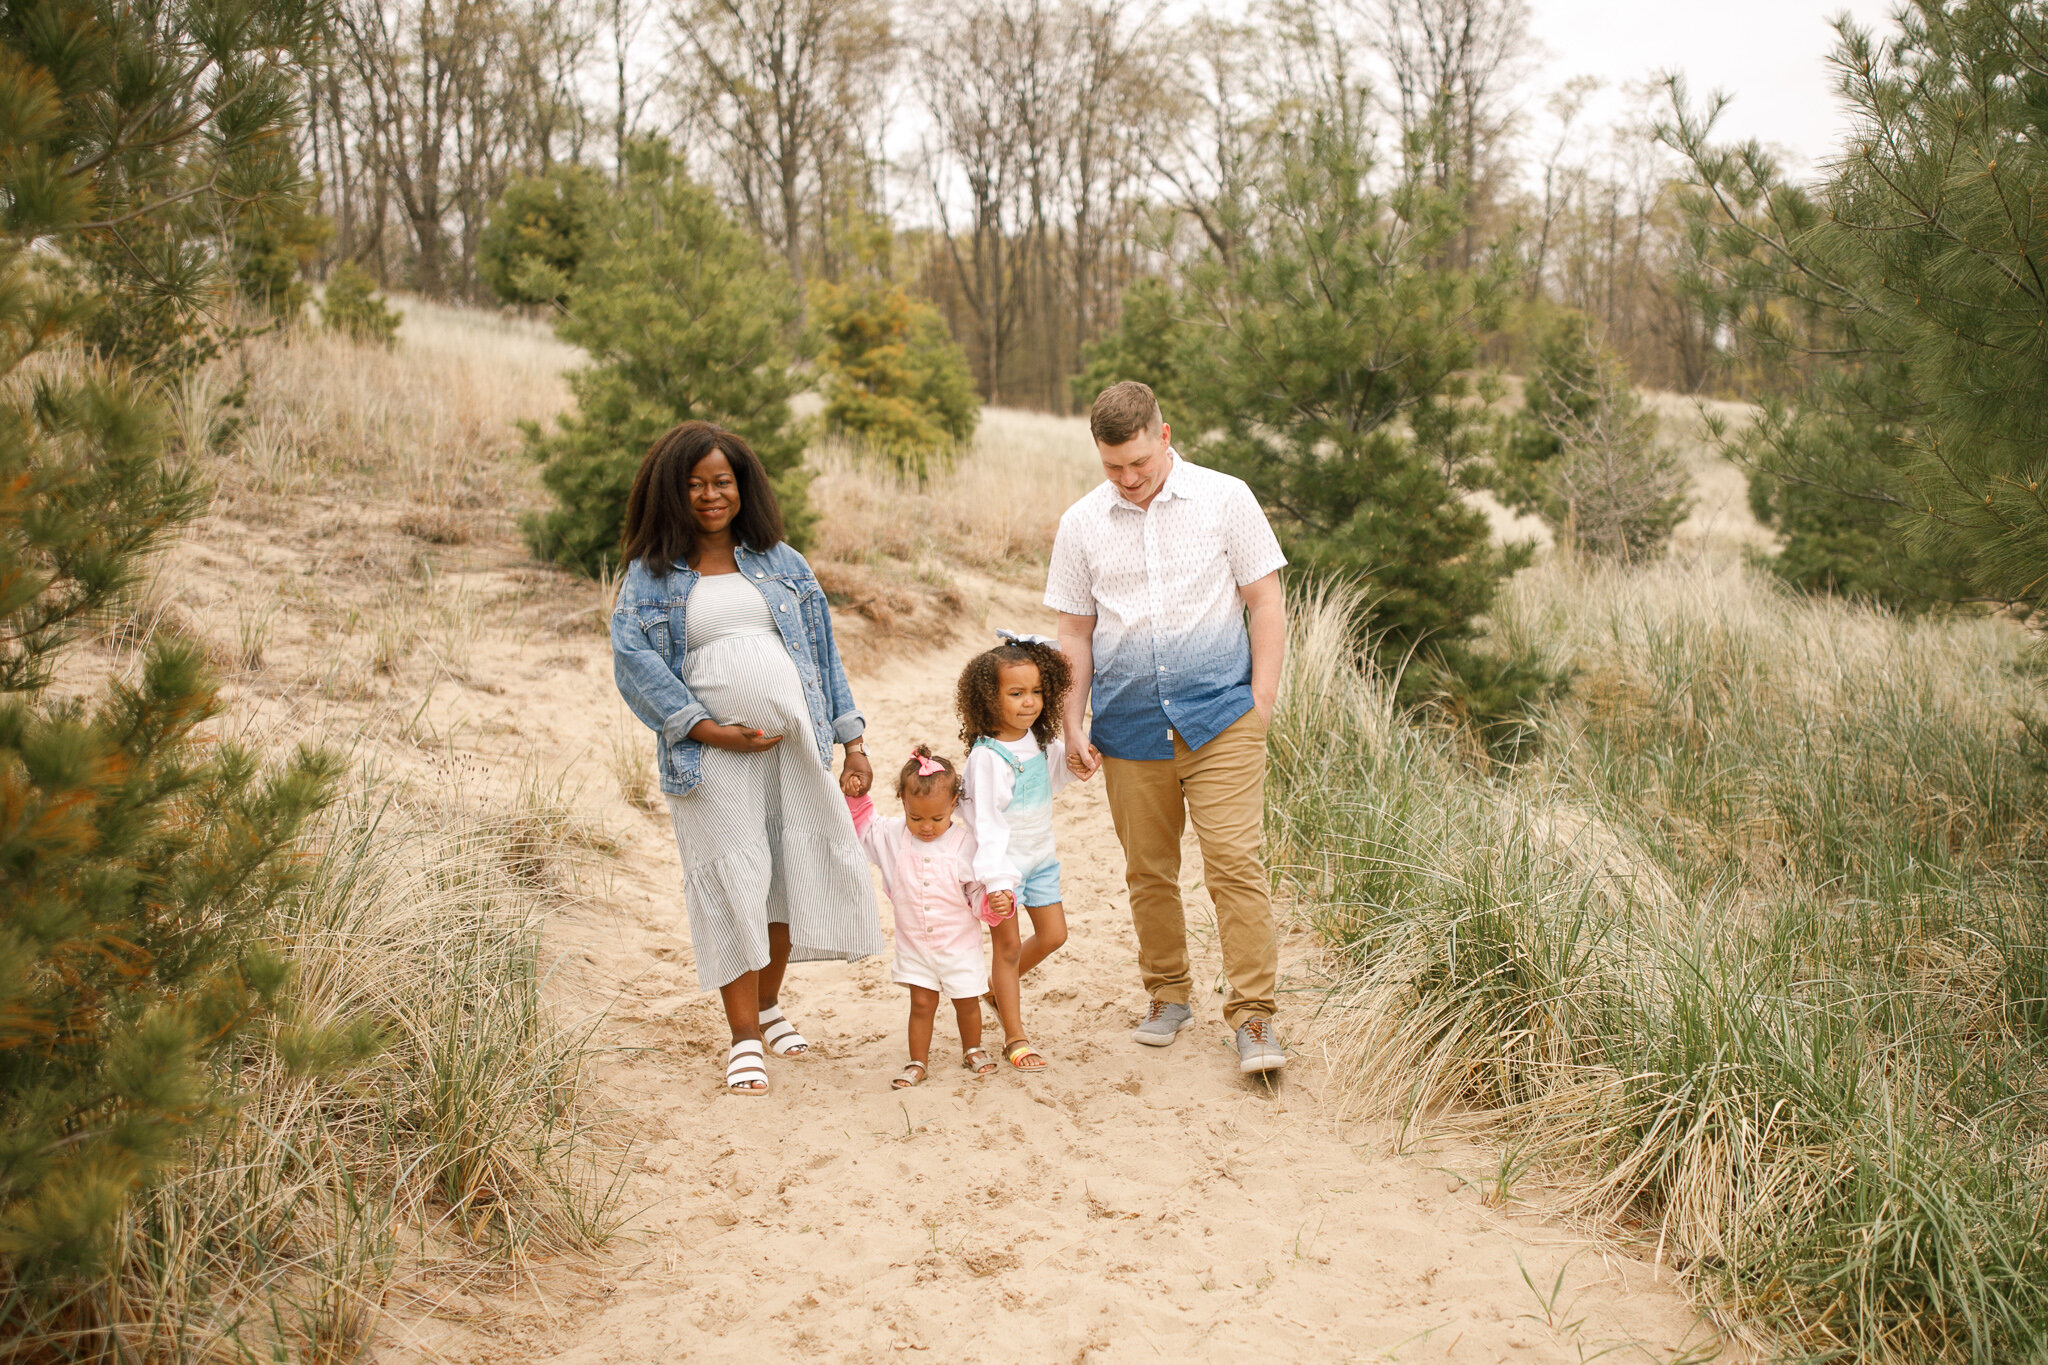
[[611, 542, 864, 798]]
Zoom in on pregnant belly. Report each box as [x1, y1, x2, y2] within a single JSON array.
[[684, 635, 814, 737]]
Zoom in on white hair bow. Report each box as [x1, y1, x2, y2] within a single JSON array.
[[995, 628, 1054, 647]]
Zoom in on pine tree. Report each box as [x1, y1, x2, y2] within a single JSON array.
[[320, 263, 403, 347], [478, 165, 607, 308], [1070, 277, 1183, 411], [1664, 0, 2048, 613], [1170, 109, 1539, 719], [809, 274, 978, 479], [1490, 317, 1691, 561], [0, 0, 340, 1329], [523, 142, 809, 574]]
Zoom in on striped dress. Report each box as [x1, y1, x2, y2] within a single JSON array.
[[664, 572, 880, 990]]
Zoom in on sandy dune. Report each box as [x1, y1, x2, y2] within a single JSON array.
[[385, 580, 1718, 1365]]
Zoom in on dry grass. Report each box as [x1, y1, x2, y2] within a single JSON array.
[[86, 786, 624, 1365], [215, 297, 576, 515], [807, 407, 1101, 577], [1277, 559, 2048, 1362], [25, 301, 629, 1363]]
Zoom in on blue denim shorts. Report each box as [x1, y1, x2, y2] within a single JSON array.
[[1017, 858, 1062, 908]]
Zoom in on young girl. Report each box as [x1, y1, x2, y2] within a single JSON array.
[[958, 631, 1079, 1073], [845, 748, 1000, 1087]]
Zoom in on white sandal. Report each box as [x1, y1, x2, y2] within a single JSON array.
[[725, 1039, 768, 1094], [759, 1004, 809, 1056]]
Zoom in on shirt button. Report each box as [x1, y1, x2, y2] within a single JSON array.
[[779, 604, 788, 611]]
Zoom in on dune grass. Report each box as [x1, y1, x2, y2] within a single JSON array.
[[1273, 564, 2048, 1363], [2, 781, 625, 1364], [807, 407, 1100, 578], [8, 301, 621, 1363]]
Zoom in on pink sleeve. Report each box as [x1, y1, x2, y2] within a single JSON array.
[[846, 793, 875, 834]]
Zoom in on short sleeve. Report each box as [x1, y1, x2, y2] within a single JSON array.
[[1043, 513, 1095, 616], [1223, 481, 1287, 586]]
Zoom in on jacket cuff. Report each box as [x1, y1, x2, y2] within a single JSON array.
[[982, 871, 1018, 894], [662, 703, 711, 745], [832, 712, 866, 745]]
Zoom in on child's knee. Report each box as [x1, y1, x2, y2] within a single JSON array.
[[1039, 921, 1069, 953], [995, 939, 1022, 968]]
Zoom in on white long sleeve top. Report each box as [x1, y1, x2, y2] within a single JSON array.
[[960, 733, 1072, 894]]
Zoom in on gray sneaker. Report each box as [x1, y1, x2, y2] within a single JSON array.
[[1235, 1017, 1286, 1074], [1132, 999, 1194, 1046]]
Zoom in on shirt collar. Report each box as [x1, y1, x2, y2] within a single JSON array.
[[1111, 447, 1186, 513]]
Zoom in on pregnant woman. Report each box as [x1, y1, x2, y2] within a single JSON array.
[[611, 421, 880, 1094]]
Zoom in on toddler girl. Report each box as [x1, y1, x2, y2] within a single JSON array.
[[958, 631, 1080, 1073], [845, 748, 998, 1087]]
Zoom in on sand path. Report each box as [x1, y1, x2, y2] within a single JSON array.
[[412, 582, 1714, 1365]]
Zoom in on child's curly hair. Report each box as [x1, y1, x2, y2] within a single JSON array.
[[897, 745, 962, 802], [956, 640, 1072, 748]]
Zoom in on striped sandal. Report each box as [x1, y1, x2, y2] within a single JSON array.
[[758, 1004, 809, 1056], [725, 1039, 768, 1095], [1003, 1039, 1046, 1073]]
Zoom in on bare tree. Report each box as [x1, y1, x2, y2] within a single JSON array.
[[1511, 86, 1710, 390], [1365, 0, 1532, 265], [1148, 15, 1276, 269], [1534, 340, 1691, 560], [610, 0, 657, 181], [678, 0, 895, 291], [327, 0, 596, 296], [1063, 0, 1159, 385], [915, 0, 1033, 402], [915, 0, 1160, 408], [1526, 74, 1593, 299]]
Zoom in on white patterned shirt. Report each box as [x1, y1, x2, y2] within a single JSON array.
[[1044, 451, 1286, 760]]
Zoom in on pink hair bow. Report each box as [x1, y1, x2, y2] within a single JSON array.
[[912, 752, 945, 776]]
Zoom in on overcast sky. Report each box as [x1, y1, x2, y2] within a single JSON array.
[[1524, 0, 1899, 174]]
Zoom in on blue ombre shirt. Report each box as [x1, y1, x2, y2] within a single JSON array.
[[1044, 452, 1287, 761]]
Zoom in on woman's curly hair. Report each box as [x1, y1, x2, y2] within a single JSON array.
[[956, 640, 1072, 749]]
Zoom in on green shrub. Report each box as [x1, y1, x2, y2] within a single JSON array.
[[1162, 109, 1545, 735], [810, 275, 978, 478], [478, 165, 606, 307], [234, 193, 332, 323], [1667, 2, 2048, 615], [1070, 276, 1182, 411], [1491, 319, 1690, 561], [0, 4, 359, 1345], [320, 264, 403, 347], [523, 141, 808, 575]]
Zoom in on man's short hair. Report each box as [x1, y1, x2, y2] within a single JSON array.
[[1090, 381, 1162, 448]]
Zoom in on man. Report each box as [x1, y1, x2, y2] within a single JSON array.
[[1046, 381, 1289, 1075]]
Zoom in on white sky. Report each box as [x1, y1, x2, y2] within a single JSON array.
[[1523, 0, 1899, 175]]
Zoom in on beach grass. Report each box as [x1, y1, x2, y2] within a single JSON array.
[[1271, 565, 2048, 1361]]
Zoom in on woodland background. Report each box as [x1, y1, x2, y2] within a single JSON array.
[[302, 0, 1720, 405]]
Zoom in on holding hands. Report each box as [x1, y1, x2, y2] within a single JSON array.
[[1066, 742, 1102, 780], [839, 747, 873, 797]]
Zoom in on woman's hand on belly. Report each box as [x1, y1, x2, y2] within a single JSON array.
[[688, 719, 786, 753]]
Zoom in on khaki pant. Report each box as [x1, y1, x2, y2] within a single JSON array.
[[1101, 709, 1277, 1031]]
